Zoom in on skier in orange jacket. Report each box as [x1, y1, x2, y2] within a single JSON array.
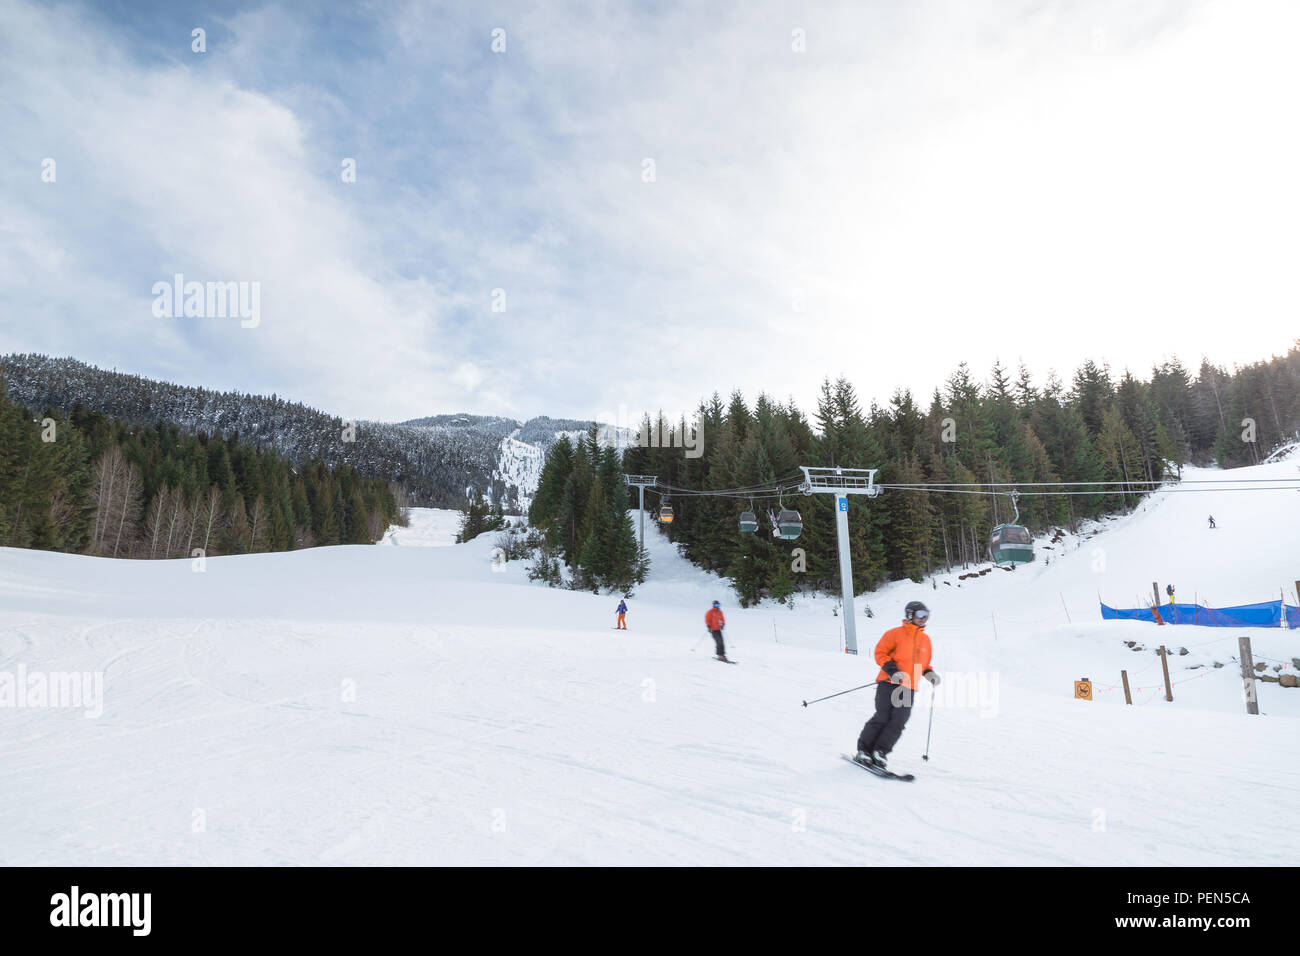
[[852, 601, 940, 771], [705, 601, 728, 662]]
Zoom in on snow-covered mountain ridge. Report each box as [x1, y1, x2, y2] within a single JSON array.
[[0, 354, 600, 510]]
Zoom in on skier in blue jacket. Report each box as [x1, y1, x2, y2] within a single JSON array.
[[616, 599, 628, 629]]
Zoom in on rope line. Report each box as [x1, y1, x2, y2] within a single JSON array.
[[633, 471, 1300, 504], [884, 485, 1300, 496], [883, 477, 1300, 488]]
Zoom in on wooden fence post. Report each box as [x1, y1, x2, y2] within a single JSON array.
[[1158, 645, 1173, 701], [1239, 635, 1259, 716], [1121, 669, 1132, 705]]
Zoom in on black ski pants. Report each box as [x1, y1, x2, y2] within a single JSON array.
[[857, 680, 914, 756], [710, 629, 725, 657]]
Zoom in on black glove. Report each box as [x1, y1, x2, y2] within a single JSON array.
[[923, 669, 940, 686], [882, 660, 900, 678]]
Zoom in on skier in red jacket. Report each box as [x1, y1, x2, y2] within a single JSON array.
[[705, 601, 728, 662], [852, 601, 940, 771]]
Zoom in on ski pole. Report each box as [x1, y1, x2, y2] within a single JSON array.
[[801, 683, 875, 708], [922, 684, 936, 761], [692, 631, 707, 652]]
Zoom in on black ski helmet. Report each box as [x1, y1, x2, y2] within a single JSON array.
[[904, 600, 930, 624], [712, 600, 721, 608]]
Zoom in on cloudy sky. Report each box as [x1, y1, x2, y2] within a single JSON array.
[[2, 0, 1297, 423]]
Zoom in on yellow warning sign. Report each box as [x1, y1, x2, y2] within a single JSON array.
[[1074, 679, 1093, 700]]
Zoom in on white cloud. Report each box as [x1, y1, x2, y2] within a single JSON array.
[[451, 361, 483, 392], [2, 0, 1297, 423]]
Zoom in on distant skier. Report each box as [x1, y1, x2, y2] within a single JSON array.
[[705, 601, 728, 662], [853, 601, 939, 771], [616, 599, 628, 630], [1208, 515, 1216, 529], [1166, 583, 1176, 605]]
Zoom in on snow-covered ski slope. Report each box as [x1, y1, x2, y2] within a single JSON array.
[[377, 508, 462, 547], [2, 455, 1298, 865]]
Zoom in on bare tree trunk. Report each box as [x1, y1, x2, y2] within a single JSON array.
[[145, 486, 169, 559], [163, 490, 186, 558], [183, 498, 200, 557], [248, 497, 266, 553], [112, 464, 141, 558], [201, 486, 222, 554], [90, 449, 122, 553]]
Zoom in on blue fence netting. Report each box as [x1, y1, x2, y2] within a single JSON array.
[[1101, 600, 1300, 627]]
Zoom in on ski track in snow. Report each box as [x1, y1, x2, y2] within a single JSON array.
[[1, 455, 1299, 864]]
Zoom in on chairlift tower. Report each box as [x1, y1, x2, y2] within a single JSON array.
[[798, 466, 882, 655], [625, 475, 658, 553]]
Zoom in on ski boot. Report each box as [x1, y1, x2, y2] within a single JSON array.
[[852, 750, 877, 769]]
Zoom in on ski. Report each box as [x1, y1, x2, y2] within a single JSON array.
[[841, 754, 914, 781], [714, 657, 739, 664]]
